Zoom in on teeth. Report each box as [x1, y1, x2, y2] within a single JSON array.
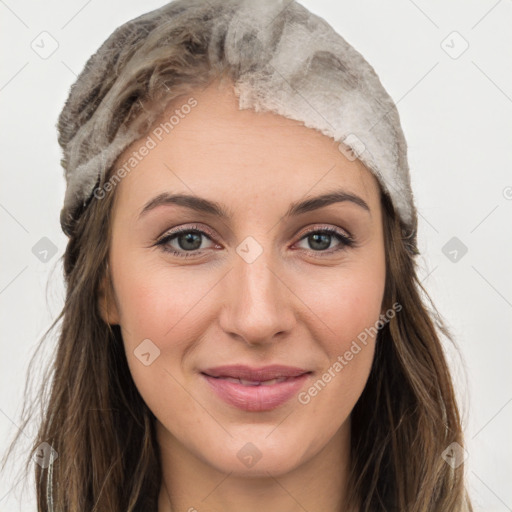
[[221, 377, 245, 384], [238, 377, 289, 386], [239, 379, 262, 386], [259, 377, 288, 386], [215, 376, 289, 386]]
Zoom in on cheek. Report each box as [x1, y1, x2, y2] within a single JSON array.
[[109, 255, 216, 407], [114, 265, 200, 424], [292, 261, 385, 410], [298, 261, 385, 349], [111, 255, 204, 345]]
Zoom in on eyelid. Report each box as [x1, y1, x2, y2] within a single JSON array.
[[156, 223, 353, 243], [155, 223, 216, 242], [297, 224, 353, 242]]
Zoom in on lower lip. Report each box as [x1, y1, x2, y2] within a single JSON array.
[[201, 373, 310, 412]]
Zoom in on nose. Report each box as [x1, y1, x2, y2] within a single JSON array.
[[218, 246, 297, 347]]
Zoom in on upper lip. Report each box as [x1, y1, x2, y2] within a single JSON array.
[[201, 365, 311, 381]]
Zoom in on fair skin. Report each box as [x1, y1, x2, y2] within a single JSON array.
[[99, 79, 386, 512]]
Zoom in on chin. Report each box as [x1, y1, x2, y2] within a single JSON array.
[[197, 434, 308, 477], [212, 452, 303, 478]]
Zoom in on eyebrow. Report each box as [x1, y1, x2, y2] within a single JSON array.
[[138, 189, 370, 221]]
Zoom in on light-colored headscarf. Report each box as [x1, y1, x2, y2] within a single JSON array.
[[57, 0, 417, 252]]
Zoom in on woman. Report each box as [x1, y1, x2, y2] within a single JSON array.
[[4, 0, 473, 510]]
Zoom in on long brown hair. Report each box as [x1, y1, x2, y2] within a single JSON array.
[[1, 2, 473, 510], [344, 191, 473, 511]]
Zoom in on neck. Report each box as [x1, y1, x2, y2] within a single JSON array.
[[157, 420, 353, 512]]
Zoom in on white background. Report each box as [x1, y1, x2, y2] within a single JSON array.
[[1, 1, 511, 510]]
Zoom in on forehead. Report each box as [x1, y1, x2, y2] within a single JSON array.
[[111, 80, 381, 218]]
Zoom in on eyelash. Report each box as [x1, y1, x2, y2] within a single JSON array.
[[154, 224, 356, 259]]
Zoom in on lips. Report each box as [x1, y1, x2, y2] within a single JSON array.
[[202, 364, 310, 381], [200, 365, 312, 412]]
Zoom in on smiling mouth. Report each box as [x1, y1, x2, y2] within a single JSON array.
[[203, 375, 298, 386], [200, 368, 312, 412]]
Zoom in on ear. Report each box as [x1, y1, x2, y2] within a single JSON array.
[[98, 270, 120, 325]]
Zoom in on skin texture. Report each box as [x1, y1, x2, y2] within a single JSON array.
[[99, 79, 386, 512]]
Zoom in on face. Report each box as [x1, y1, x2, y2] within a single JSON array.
[[99, 79, 386, 477]]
